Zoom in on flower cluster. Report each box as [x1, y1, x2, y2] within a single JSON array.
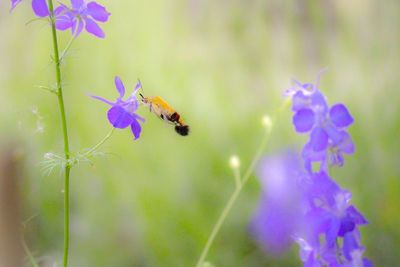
[[91, 76, 145, 140], [251, 77, 371, 267], [55, 0, 111, 38], [10, 0, 110, 38], [287, 79, 355, 173]]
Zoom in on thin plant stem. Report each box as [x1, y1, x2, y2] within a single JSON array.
[[195, 132, 270, 267], [47, 1, 71, 266], [60, 35, 76, 63], [195, 100, 289, 267], [233, 167, 241, 188], [22, 239, 40, 267], [80, 128, 115, 158]]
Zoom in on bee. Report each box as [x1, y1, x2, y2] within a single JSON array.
[[139, 93, 190, 136]]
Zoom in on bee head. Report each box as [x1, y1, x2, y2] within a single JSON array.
[[139, 93, 147, 104]]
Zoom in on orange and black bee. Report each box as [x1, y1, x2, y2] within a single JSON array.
[[139, 94, 189, 136]]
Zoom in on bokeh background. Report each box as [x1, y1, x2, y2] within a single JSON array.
[[1, 0, 399, 266]]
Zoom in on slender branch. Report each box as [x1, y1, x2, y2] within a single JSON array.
[[233, 167, 241, 189], [22, 239, 40, 267], [80, 128, 115, 158], [47, 1, 71, 267], [60, 35, 76, 63], [195, 100, 289, 267], [195, 131, 271, 267], [196, 186, 241, 267]]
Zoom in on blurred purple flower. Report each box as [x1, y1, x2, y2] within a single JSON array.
[[91, 76, 144, 140], [250, 152, 305, 254], [55, 0, 111, 38], [10, 0, 50, 17]]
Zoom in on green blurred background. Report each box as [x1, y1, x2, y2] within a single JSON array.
[[1, 0, 399, 266]]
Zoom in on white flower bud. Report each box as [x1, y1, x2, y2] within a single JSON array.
[[262, 115, 272, 129], [229, 155, 240, 169]]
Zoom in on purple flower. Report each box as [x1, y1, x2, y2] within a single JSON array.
[[91, 76, 144, 140], [341, 231, 373, 267], [251, 153, 371, 266], [251, 74, 371, 266], [297, 171, 371, 266], [289, 77, 355, 171], [302, 172, 368, 247], [10, 0, 50, 17], [54, 0, 110, 38], [295, 236, 340, 267], [250, 152, 305, 254]]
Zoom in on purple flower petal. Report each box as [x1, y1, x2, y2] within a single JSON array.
[[292, 91, 309, 111], [55, 7, 73, 30], [308, 172, 340, 207], [133, 113, 145, 123], [71, 0, 84, 9], [85, 17, 105, 38], [324, 123, 343, 144], [303, 208, 330, 238], [337, 131, 355, 154], [310, 127, 328, 151], [32, 0, 49, 17], [130, 119, 142, 140], [301, 83, 314, 91], [293, 109, 315, 132], [311, 90, 328, 111], [114, 76, 125, 99], [302, 142, 326, 162], [87, 1, 110, 22], [330, 104, 353, 128], [10, 0, 22, 11], [90, 95, 115, 106], [122, 98, 139, 112], [343, 231, 361, 261], [250, 197, 298, 254], [251, 152, 304, 254], [326, 217, 341, 247], [363, 259, 373, 267], [302, 142, 327, 173], [56, 18, 73, 31], [338, 216, 356, 236], [347, 206, 368, 225], [54, 5, 68, 15], [107, 106, 134, 128], [134, 80, 142, 92]]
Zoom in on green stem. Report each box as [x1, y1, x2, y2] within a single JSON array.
[[80, 128, 115, 158], [195, 120, 274, 267], [60, 35, 76, 63], [22, 239, 40, 267], [47, 1, 71, 267], [195, 100, 289, 267]]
